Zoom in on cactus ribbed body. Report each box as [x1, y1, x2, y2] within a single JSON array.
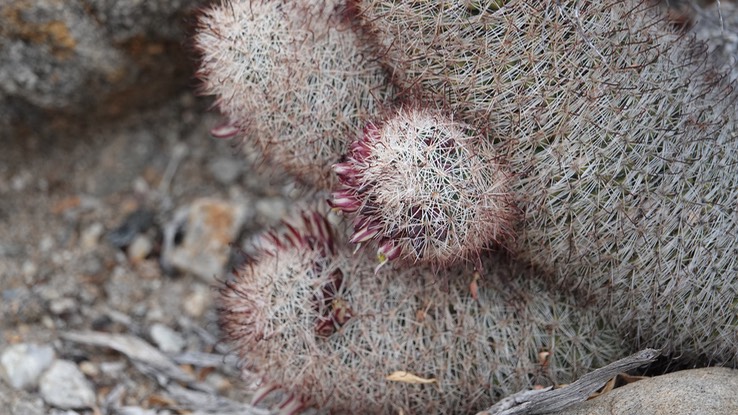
[[219, 212, 623, 414], [195, 0, 394, 188], [361, 0, 738, 363]]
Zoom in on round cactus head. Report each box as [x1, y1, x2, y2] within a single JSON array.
[[330, 107, 516, 269], [193, 0, 395, 189]]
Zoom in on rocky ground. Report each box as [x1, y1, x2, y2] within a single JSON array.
[[0, 90, 300, 414]]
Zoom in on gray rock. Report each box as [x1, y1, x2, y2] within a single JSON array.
[[254, 197, 287, 224], [553, 367, 738, 415], [208, 157, 242, 185], [149, 323, 186, 354], [166, 198, 248, 282], [84, 0, 202, 42], [0, 343, 56, 390], [0, 381, 45, 415], [39, 360, 96, 409], [0, 0, 201, 130], [0, 0, 126, 110], [693, 2, 738, 82]]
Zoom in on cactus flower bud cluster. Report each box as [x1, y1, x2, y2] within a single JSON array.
[[330, 107, 516, 269]]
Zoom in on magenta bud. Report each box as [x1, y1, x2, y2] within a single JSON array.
[[210, 122, 240, 139], [350, 223, 381, 244], [333, 162, 355, 177], [363, 123, 380, 141], [349, 142, 372, 161], [329, 191, 360, 212], [353, 215, 369, 230], [377, 240, 402, 262]]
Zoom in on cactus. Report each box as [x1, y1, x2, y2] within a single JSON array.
[[193, 0, 738, 412], [219, 211, 624, 414], [330, 106, 516, 269], [193, 0, 395, 188], [359, 0, 738, 363]]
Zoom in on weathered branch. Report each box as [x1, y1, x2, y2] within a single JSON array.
[[479, 348, 661, 415]]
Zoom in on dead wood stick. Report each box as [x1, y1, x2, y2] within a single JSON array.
[[479, 348, 661, 415]]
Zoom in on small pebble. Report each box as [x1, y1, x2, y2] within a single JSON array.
[[208, 157, 242, 185], [21, 261, 37, 279], [39, 235, 54, 253], [182, 285, 210, 318], [255, 197, 287, 223], [116, 407, 157, 415], [39, 360, 96, 409], [49, 297, 77, 315], [78, 361, 99, 378], [80, 223, 105, 250], [99, 361, 126, 376], [127, 234, 153, 263], [132, 176, 150, 194], [149, 323, 186, 354], [205, 372, 232, 393], [0, 343, 56, 390], [11, 171, 32, 191]]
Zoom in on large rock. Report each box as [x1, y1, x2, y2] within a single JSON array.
[[38, 360, 96, 409], [555, 367, 738, 415], [165, 197, 250, 282], [0, 0, 203, 130], [0, 343, 56, 391]]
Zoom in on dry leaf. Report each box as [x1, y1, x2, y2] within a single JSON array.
[[386, 371, 437, 384]]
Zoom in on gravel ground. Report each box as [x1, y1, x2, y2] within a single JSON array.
[[0, 91, 298, 414]]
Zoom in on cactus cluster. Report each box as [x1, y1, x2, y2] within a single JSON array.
[[193, 0, 738, 413]]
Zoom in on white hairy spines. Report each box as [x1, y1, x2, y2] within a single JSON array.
[[194, 0, 394, 188], [330, 107, 516, 268]]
